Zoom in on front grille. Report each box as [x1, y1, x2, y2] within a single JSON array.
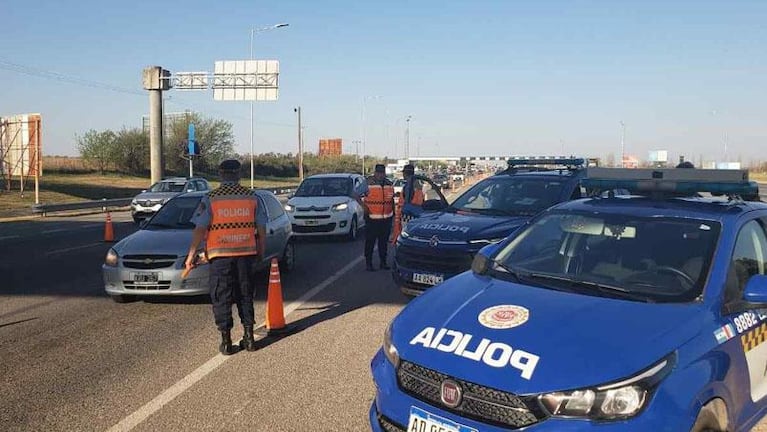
[[141, 200, 161, 207], [122, 254, 178, 269], [377, 414, 406, 432], [397, 361, 547, 429], [396, 244, 473, 275], [297, 206, 329, 212], [293, 215, 331, 220], [122, 281, 172, 290], [292, 223, 337, 233]]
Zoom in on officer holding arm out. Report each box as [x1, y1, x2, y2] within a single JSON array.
[[185, 159, 268, 355]]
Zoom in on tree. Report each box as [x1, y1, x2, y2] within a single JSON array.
[[164, 113, 235, 174], [113, 128, 149, 174], [77, 129, 117, 174]]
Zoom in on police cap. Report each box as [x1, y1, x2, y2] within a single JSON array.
[[219, 159, 241, 172], [374, 164, 386, 173]]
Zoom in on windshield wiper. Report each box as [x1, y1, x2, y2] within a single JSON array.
[[526, 272, 653, 302], [148, 222, 179, 229], [472, 208, 517, 217]]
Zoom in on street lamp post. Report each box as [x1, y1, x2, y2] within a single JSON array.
[[361, 95, 381, 176], [405, 115, 412, 159], [249, 23, 289, 188], [619, 121, 626, 168]]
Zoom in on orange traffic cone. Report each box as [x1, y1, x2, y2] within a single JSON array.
[[104, 211, 115, 242], [391, 201, 402, 245], [265, 258, 293, 336]]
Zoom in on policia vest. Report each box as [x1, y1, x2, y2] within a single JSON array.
[[206, 183, 259, 259], [365, 178, 395, 219]]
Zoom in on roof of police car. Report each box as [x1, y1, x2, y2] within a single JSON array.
[[551, 195, 767, 221]]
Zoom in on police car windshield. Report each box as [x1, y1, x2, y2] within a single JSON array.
[[451, 177, 565, 216], [294, 178, 352, 197], [146, 196, 201, 229], [149, 182, 186, 193], [494, 212, 721, 302]]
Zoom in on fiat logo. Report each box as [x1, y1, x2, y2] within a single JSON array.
[[429, 235, 440, 247], [440, 380, 462, 408]]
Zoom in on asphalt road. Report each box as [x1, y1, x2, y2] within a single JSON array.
[[2, 179, 766, 432]]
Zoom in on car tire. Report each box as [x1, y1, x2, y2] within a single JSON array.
[[280, 240, 296, 272], [110, 294, 133, 303], [346, 216, 358, 241], [691, 399, 728, 432]]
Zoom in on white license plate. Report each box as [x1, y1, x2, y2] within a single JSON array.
[[131, 272, 159, 284], [304, 220, 319, 225], [408, 407, 476, 432], [413, 272, 444, 286]]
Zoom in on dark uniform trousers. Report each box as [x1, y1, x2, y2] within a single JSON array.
[[365, 216, 393, 264], [209, 255, 257, 331]]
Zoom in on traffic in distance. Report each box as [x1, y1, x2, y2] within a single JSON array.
[[101, 157, 767, 431]]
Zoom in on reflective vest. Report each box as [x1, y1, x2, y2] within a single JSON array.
[[365, 180, 395, 219], [206, 184, 259, 259]]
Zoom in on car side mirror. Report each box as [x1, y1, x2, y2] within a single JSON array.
[[422, 199, 446, 212], [471, 242, 505, 275], [141, 189, 147, 193], [743, 275, 767, 304]]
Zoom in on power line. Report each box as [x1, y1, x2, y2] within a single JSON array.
[[0, 58, 144, 96]]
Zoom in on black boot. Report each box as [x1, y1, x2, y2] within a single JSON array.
[[240, 325, 257, 352], [380, 258, 390, 270], [219, 330, 235, 355]]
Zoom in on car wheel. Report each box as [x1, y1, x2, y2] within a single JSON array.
[[346, 216, 358, 241], [280, 241, 296, 272], [110, 294, 133, 303], [691, 399, 728, 432]]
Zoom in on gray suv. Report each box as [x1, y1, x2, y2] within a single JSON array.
[[131, 177, 210, 223]]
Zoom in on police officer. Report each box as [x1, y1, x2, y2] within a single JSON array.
[[362, 164, 395, 271], [401, 164, 424, 222], [185, 159, 268, 355]]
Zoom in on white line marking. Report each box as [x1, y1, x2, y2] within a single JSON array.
[[45, 242, 103, 256], [0, 235, 20, 241], [106, 255, 365, 432], [82, 224, 103, 229], [42, 229, 67, 234]]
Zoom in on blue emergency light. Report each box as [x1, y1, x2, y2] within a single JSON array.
[[506, 156, 585, 167], [583, 168, 758, 198]]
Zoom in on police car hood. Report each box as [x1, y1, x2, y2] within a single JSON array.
[[287, 196, 350, 208], [134, 191, 179, 202], [393, 272, 703, 394], [406, 211, 528, 241], [114, 228, 193, 257]]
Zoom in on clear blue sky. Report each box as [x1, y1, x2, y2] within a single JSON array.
[[2, 0, 766, 165]]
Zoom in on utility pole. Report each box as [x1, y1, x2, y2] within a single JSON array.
[[143, 66, 170, 185], [405, 115, 412, 159], [619, 121, 625, 168], [294, 107, 304, 182]]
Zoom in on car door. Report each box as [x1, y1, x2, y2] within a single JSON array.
[[352, 175, 366, 223], [720, 217, 767, 424]]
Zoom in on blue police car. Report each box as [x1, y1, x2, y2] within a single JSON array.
[[394, 157, 587, 296], [371, 168, 767, 431]]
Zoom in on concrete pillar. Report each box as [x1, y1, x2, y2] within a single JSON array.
[[149, 89, 163, 184]]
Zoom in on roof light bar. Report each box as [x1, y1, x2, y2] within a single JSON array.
[[584, 168, 757, 196], [506, 156, 585, 167]]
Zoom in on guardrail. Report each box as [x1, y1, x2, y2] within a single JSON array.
[[29, 185, 301, 216]]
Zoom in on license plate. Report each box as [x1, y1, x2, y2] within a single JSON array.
[[408, 406, 476, 432], [131, 272, 159, 284], [305, 220, 319, 225], [413, 272, 444, 286]]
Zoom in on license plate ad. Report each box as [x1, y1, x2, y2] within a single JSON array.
[[408, 406, 476, 432], [305, 220, 319, 225], [131, 272, 159, 284], [413, 273, 444, 286]]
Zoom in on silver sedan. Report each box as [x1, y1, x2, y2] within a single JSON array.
[[103, 190, 295, 303]]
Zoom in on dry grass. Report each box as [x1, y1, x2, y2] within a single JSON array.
[[0, 173, 299, 217], [751, 172, 767, 183]]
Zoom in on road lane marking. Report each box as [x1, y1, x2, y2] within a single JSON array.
[[40, 228, 67, 234], [45, 242, 103, 256], [0, 235, 20, 241], [82, 224, 103, 229], [106, 255, 365, 432]]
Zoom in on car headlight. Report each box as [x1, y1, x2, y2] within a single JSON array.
[[332, 202, 349, 212], [105, 248, 119, 267], [468, 237, 506, 245], [383, 322, 400, 368], [284, 204, 294, 212], [131, 199, 137, 206], [538, 353, 675, 420]]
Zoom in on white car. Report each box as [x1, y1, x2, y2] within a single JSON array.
[[284, 173, 367, 240]]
